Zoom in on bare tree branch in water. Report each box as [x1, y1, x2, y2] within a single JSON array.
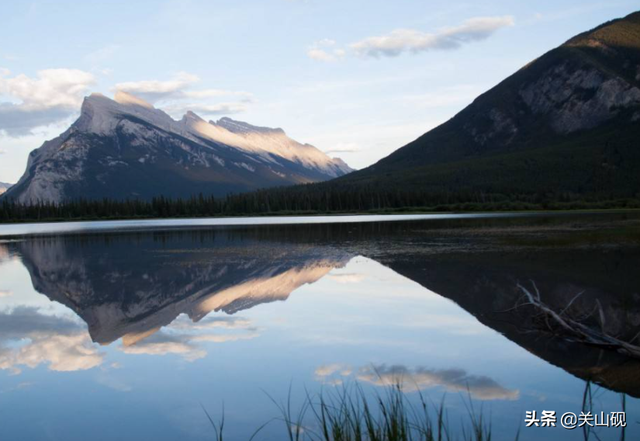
[[516, 281, 640, 360]]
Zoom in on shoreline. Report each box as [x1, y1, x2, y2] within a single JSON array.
[[1, 208, 638, 239]]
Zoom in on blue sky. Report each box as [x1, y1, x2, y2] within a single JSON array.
[[1, 0, 638, 183]]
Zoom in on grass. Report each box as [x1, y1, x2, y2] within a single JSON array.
[[203, 382, 521, 441]]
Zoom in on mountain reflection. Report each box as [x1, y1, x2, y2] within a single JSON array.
[[2, 217, 640, 398], [11, 232, 351, 346]]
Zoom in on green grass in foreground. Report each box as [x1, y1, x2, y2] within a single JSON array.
[[203, 383, 519, 441]]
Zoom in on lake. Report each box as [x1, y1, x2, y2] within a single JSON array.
[[0, 212, 638, 440]]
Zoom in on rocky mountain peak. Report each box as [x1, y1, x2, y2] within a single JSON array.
[[75, 92, 176, 135], [181, 110, 205, 124], [3, 91, 353, 204]]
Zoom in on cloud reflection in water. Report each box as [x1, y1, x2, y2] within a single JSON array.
[[0, 306, 104, 374], [315, 363, 519, 401]]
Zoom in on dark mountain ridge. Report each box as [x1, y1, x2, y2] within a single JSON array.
[[335, 11, 640, 200]]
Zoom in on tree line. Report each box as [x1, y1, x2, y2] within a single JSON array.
[[1, 185, 639, 223]]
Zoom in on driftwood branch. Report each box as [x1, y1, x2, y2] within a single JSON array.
[[516, 281, 640, 359]]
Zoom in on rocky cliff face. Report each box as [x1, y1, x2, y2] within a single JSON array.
[[518, 61, 640, 134], [4, 92, 352, 204]]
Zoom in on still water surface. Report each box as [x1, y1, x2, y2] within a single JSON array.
[[0, 213, 638, 440]]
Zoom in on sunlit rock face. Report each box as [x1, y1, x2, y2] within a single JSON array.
[[4, 92, 353, 204], [0, 182, 11, 195]]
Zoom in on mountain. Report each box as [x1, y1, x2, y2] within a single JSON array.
[[0, 182, 11, 195], [335, 11, 640, 200], [3, 92, 352, 204]]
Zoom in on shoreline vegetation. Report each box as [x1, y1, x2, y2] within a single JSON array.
[[201, 380, 628, 441], [1, 190, 640, 224], [203, 382, 515, 441]]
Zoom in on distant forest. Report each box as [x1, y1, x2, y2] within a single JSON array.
[[2, 185, 640, 223]]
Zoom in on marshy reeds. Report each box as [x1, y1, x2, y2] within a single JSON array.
[[204, 382, 518, 441]]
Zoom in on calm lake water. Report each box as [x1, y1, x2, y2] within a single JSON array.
[[0, 212, 638, 440]]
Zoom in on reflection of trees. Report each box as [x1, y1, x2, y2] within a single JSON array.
[[6, 215, 640, 396]]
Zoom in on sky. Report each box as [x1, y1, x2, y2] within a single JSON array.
[[0, 0, 638, 183]]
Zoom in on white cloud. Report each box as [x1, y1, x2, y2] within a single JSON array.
[[115, 72, 251, 103], [307, 39, 346, 62], [115, 72, 254, 118], [119, 333, 207, 362], [307, 49, 338, 62], [115, 72, 200, 102], [0, 68, 95, 136], [0, 69, 95, 110], [310, 16, 514, 62], [350, 16, 514, 58], [0, 290, 12, 298], [164, 101, 249, 117]]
